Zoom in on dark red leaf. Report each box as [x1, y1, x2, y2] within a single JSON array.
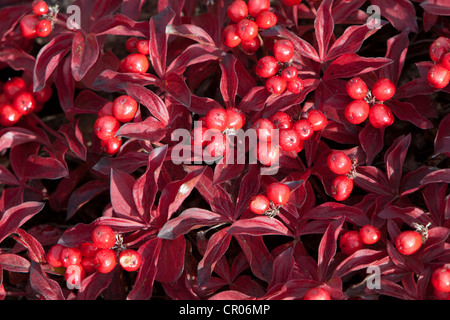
[[93, 70, 159, 93], [0, 165, 19, 186], [55, 55, 75, 113], [378, 29, 409, 85], [219, 54, 238, 109], [29, 261, 65, 300], [384, 134, 411, 192], [92, 151, 149, 175], [227, 216, 293, 237], [433, 113, 450, 157], [387, 100, 433, 130], [0, 253, 31, 273], [11, 228, 46, 264], [420, 0, 450, 16], [166, 24, 216, 46], [371, 0, 418, 32], [315, 0, 334, 61], [155, 236, 186, 283], [0, 127, 50, 153], [0, 43, 36, 73], [22, 155, 68, 181], [354, 166, 393, 196], [160, 72, 191, 107], [71, 32, 99, 82], [110, 169, 139, 219], [332, 249, 389, 279], [303, 202, 370, 227], [77, 269, 114, 300], [66, 180, 109, 220], [317, 218, 344, 282], [166, 43, 223, 75], [59, 120, 87, 161], [358, 122, 384, 165]]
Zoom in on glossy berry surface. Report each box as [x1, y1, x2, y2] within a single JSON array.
[[32, 1, 49, 16], [306, 110, 327, 131], [266, 182, 290, 206], [286, 78, 304, 94], [249, 194, 271, 215], [101, 136, 122, 155], [247, 0, 271, 17], [293, 119, 313, 140], [368, 104, 394, 129], [265, 75, 286, 95], [119, 249, 142, 272], [359, 225, 381, 245], [136, 39, 150, 55], [429, 37, 450, 62], [255, 11, 277, 29], [36, 19, 52, 38], [236, 19, 259, 41], [112, 95, 138, 123], [253, 118, 276, 141], [256, 141, 280, 166], [395, 230, 423, 255], [372, 78, 396, 101], [241, 37, 261, 55], [13, 92, 36, 115], [79, 242, 98, 258], [206, 108, 229, 132], [345, 99, 370, 124], [226, 107, 245, 130], [255, 56, 279, 78], [121, 53, 149, 73], [46, 244, 65, 268], [59, 247, 82, 268], [222, 24, 241, 48], [19, 15, 39, 39], [427, 63, 450, 89], [280, 66, 298, 81], [279, 128, 301, 152], [0, 104, 21, 127], [303, 287, 331, 300], [4, 77, 27, 100], [94, 116, 120, 141], [330, 175, 353, 201], [270, 111, 292, 129], [339, 231, 364, 255], [431, 267, 450, 293], [92, 225, 116, 249], [205, 132, 228, 158], [273, 39, 295, 63], [346, 77, 368, 100], [327, 151, 352, 175], [94, 249, 117, 273], [441, 52, 450, 71], [227, 0, 249, 23]]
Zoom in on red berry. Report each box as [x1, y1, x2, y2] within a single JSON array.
[[395, 230, 423, 255], [227, 0, 249, 23], [372, 78, 396, 101], [432, 267, 450, 293], [205, 107, 229, 132], [112, 95, 138, 123], [136, 39, 150, 55], [94, 115, 120, 141], [30, 84, 53, 104], [253, 118, 276, 141], [91, 225, 116, 249], [59, 247, 82, 268], [0, 104, 22, 127], [79, 242, 98, 258], [359, 225, 381, 245], [293, 119, 313, 140], [32, 1, 49, 16], [101, 136, 122, 155], [280, 66, 298, 81], [281, 0, 302, 6], [305, 110, 327, 131], [248, 0, 271, 17], [266, 182, 290, 206], [286, 78, 304, 94], [265, 75, 287, 95], [119, 249, 142, 272], [303, 287, 331, 300], [429, 37, 450, 62], [427, 63, 450, 89], [204, 131, 229, 159], [273, 39, 295, 63], [327, 150, 352, 175], [256, 141, 280, 166], [255, 56, 279, 78], [346, 77, 369, 100], [121, 53, 149, 74], [339, 231, 364, 255], [368, 104, 394, 129], [94, 248, 117, 273], [19, 15, 40, 39], [279, 128, 301, 152], [241, 37, 261, 55], [330, 175, 353, 201], [270, 111, 293, 129], [226, 107, 245, 130], [36, 19, 52, 38], [345, 99, 370, 125], [255, 11, 277, 29], [125, 37, 139, 53], [46, 244, 65, 268], [222, 24, 242, 48], [13, 92, 36, 115], [236, 19, 259, 41], [441, 52, 450, 71], [249, 194, 271, 215], [4, 77, 27, 100], [65, 264, 85, 288], [81, 257, 98, 274]]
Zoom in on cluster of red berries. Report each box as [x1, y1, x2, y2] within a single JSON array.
[[0, 76, 52, 127], [427, 36, 450, 89], [252, 109, 327, 166], [345, 77, 396, 129], [327, 150, 357, 202], [249, 182, 290, 217], [191, 107, 246, 160], [223, 0, 277, 53], [256, 39, 304, 95], [19, 1, 53, 40], [46, 225, 142, 289], [118, 37, 150, 74], [94, 95, 139, 155], [339, 225, 382, 255]]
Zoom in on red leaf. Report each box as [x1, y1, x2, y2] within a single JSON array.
[[420, 168, 450, 185], [11, 228, 46, 264], [371, 0, 418, 33], [0, 43, 36, 73], [55, 56, 75, 113], [155, 236, 186, 283], [220, 54, 238, 109], [227, 216, 293, 237], [93, 70, 159, 92], [315, 0, 334, 61], [0, 127, 50, 153], [33, 32, 74, 92], [0, 165, 19, 186], [127, 237, 162, 300], [317, 218, 344, 282], [420, 0, 450, 16], [166, 43, 223, 75], [22, 155, 68, 181], [124, 83, 170, 125], [0, 202, 45, 244], [358, 121, 384, 166], [303, 202, 370, 227], [110, 169, 139, 219], [160, 72, 191, 107], [433, 113, 450, 157], [384, 134, 411, 192], [120, 0, 146, 20], [157, 208, 229, 240], [378, 29, 409, 85], [355, 166, 393, 196], [149, 6, 176, 78], [197, 227, 232, 286], [166, 24, 216, 46], [0, 253, 31, 273], [117, 116, 166, 142], [387, 100, 433, 130], [93, 151, 149, 175], [59, 120, 87, 161], [77, 269, 114, 300], [323, 53, 392, 81], [71, 32, 99, 82], [29, 261, 64, 300], [234, 165, 261, 220], [332, 249, 389, 279], [66, 180, 109, 220]]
